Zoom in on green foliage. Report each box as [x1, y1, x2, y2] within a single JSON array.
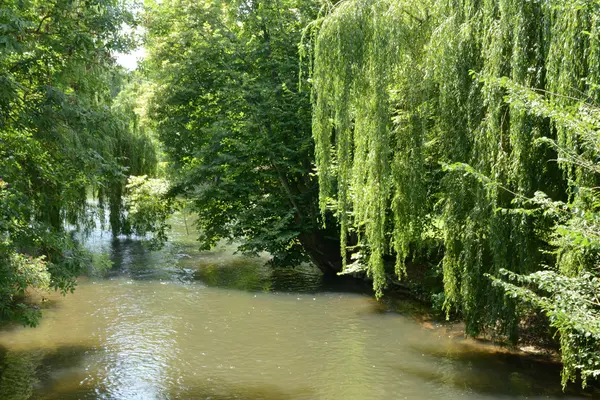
[[311, 0, 600, 386], [125, 175, 178, 248], [0, 254, 49, 327], [0, 0, 158, 325], [144, 0, 341, 272], [491, 270, 600, 387], [485, 83, 600, 388], [312, 0, 433, 296]]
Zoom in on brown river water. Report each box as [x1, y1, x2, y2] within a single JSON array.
[[0, 214, 598, 399]]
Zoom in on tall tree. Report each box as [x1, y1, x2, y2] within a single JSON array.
[[311, 0, 600, 386], [0, 0, 158, 326], [144, 0, 342, 273]]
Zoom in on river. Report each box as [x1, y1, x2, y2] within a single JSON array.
[[0, 214, 597, 399]]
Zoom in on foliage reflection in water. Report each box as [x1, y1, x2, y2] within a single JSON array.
[[0, 216, 598, 399]]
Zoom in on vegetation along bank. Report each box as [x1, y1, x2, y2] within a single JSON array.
[[1, 0, 600, 391]]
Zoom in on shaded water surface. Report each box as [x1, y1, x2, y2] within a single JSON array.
[[0, 215, 597, 399]]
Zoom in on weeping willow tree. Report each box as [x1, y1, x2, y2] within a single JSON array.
[[97, 76, 159, 237], [488, 80, 600, 387], [312, 0, 435, 295], [312, 0, 600, 344], [0, 0, 158, 326]]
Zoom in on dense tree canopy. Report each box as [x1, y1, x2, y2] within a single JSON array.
[[3, 0, 600, 390], [0, 0, 158, 326], [143, 0, 342, 273], [311, 0, 600, 387]]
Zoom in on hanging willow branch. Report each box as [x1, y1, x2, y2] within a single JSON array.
[[312, 0, 433, 296], [311, 0, 600, 335]]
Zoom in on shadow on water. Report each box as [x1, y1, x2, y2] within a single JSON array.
[[193, 261, 371, 295], [85, 212, 375, 297], [165, 380, 315, 400], [103, 238, 194, 282], [34, 380, 314, 400], [0, 344, 95, 400], [96, 235, 372, 296], [0, 343, 314, 400], [83, 210, 375, 296], [391, 342, 600, 398]]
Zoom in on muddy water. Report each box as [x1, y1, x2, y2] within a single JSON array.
[[0, 214, 596, 399]]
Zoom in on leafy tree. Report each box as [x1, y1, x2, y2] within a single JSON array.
[[0, 0, 158, 325], [124, 175, 178, 249], [485, 80, 600, 388], [310, 0, 600, 386], [143, 0, 342, 273], [311, 0, 436, 295]]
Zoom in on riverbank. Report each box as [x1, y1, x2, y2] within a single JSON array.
[[1, 215, 598, 399]]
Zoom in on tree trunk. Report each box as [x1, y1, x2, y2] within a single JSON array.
[[299, 231, 343, 276]]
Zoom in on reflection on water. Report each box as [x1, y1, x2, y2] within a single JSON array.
[[0, 214, 598, 399]]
